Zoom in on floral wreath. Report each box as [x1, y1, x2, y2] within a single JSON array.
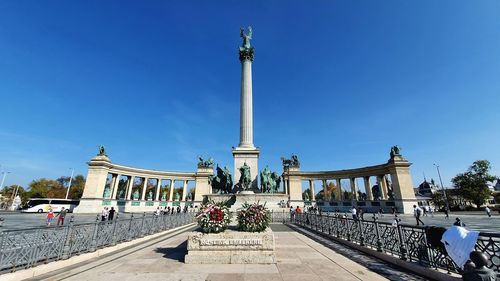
[[237, 201, 270, 232], [195, 201, 231, 233]]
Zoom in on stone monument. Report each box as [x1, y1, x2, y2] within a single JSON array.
[[232, 26, 260, 190]]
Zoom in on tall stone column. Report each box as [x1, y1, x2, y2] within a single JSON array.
[[169, 180, 175, 202], [126, 176, 134, 200], [182, 180, 188, 201], [155, 179, 161, 201], [336, 178, 342, 201], [364, 176, 373, 200], [141, 178, 148, 201], [111, 174, 121, 199], [232, 27, 260, 191], [350, 178, 357, 200], [322, 179, 328, 202]]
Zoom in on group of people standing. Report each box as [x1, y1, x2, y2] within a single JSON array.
[[45, 207, 69, 226], [100, 207, 116, 221]]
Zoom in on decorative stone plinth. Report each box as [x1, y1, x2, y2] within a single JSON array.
[[185, 227, 275, 264]]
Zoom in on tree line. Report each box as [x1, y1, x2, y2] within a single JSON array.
[[1, 175, 86, 205]]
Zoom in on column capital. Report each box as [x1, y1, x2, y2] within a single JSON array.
[[239, 47, 254, 62]]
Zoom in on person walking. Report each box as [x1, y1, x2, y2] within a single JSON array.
[[56, 207, 68, 226], [46, 208, 55, 227], [108, 207, 116, 221], [485, 206, 491, 217], [444, 207, 450, 219], [413, 205, 425, 226], [155, 207, 161, 216], [101, 207, 108, 222], [351, 206, 358, 221]]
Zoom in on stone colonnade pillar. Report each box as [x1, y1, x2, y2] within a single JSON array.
[[155, 179, 161, 201], [364, 176, 373, 200], [111, 174, 121, 199], [141, 178, 148, 200], [169, 180, 175, 202], [350, 178, 357, 200], [322, 179, 328, 202], [336, 178, 342, 201]]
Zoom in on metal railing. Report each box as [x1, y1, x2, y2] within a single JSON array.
[[270, 209, 292, 223], [292, 212, 500, 274], [0, 212, 194, 273]]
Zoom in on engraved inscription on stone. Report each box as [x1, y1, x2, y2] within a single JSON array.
[[199, 239, 263, 246]]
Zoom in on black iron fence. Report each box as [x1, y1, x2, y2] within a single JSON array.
[[0, 212, 194, 273], [292, 212, 500, 274]]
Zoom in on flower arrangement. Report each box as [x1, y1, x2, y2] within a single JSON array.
[[237, 202, 270, 232], [195, 201, 231, 233]]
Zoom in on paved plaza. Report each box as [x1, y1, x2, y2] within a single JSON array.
[[25, 225, 414, 281], [1, 211, 498, 232]]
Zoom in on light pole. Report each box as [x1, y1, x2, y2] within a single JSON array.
[[0, 171, 10, 191], [65, 168, 75, 199], [433, 164, 450, 212]]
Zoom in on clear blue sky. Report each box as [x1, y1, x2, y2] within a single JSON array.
[[1, 1, 499, 188]]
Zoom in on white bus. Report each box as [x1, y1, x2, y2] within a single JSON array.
[[22, 198, 80, 213]]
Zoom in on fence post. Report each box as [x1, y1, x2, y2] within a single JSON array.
[[373, 214, 383, 252], [335, 215, 340, 238], [127, 213, 134, 241], [110, 214, 118, 246], [358, 219, 365, 246], [139, 212, 146, 237], [396, 222, 407, 261], [61, 216, 74, 259], [346, 219, 352, 241], [89, 215, 100, 252]]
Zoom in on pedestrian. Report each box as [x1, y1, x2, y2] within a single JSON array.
[[378, 208, 384, 217], [423, 206, 428, 217], [295, 206, 302, 214], [101, 207, 108, 222], [290, 206, 295, 220], [155, 207, 161, 216], [56, 207, 68, 226], [453, 217, 466, 227], [351, 206, 357, 221], [485, 206, 491, 217], [46, 208, 55, 226], [444, 207, 449, 219], [413, 205, 425, 226], [108, 207, 116, 221], [429, 206, 434, 217], [391, 207, 396, 215], [391, 215, 400, 228], [167, 206, 171, 215], [176, 206, 181, 213]]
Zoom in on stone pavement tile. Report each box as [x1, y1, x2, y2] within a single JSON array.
[[319, 274, 360, 281], [205, 273, 245, 281], [276, 257, 302, 264], [243, 273, 283, 281], [280, 273, 322, 281], [276, 264, 314, 275], [244, 264, 279, 273], [180, 263, 246, 273]]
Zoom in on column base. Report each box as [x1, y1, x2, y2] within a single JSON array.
[[232, 147, 260, 191]]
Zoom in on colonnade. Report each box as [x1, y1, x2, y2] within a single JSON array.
[[283, 152, 417, 214], [75, 154, 212, 213]]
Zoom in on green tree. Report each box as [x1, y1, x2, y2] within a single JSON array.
[[68, 175, 86, 199], [451, 160, 496, 209], [430, 192, 446, 210]]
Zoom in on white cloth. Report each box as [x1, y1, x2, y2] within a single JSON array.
[[413, 207, 422, 217], [440, 226, 479, 268], [351, 208, 357, 215]]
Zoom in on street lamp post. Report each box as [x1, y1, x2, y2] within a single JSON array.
[[65, 168, 75, 199], [0, 171, 10, 191], [433, 164, 450, 212]]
